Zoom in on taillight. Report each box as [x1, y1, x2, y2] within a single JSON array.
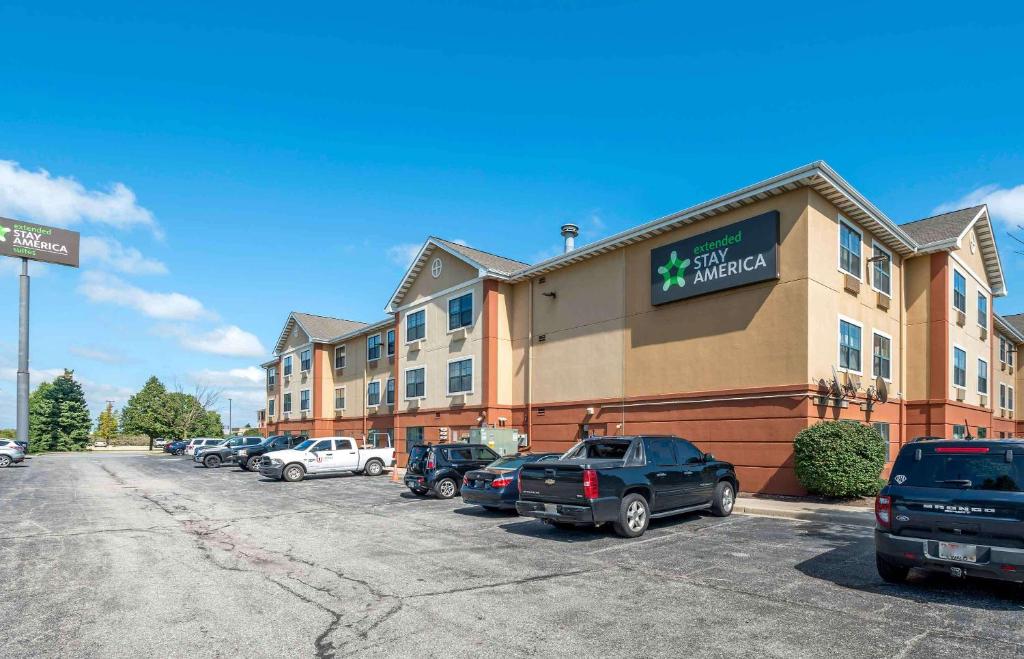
[[582, 469, 599, 500], [491, 476, 513, 489], [463, 476, 470, 487], [875, 495, 892, 529], [426, 453, 435, 470], [935, 446, 989, 454]]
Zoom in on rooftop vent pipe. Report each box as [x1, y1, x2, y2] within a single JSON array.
[[560, 223, 580, 253]]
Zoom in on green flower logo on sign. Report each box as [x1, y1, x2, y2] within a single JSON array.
[[657, 250, 690, 291], [0, 226, 10, 242]]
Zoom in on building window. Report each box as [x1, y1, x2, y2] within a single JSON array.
[[283, 393, 292, 413], [953, 270, 966, 313], [953, 347, 966, 389], [448, 293, 473, 331], [300, 348, 312, 372], [448, 357, 473, 394], [839, 221, 862, 278], [387, 329, 395, 357], [871, 244, 891, 296], [977, 427, 988, 439], [299, 389, 310, 411], [406, 310, 426, 342], [872, 332, 891, 381], [367, 381, 381, 407], [335, 345, 346, 369], [367, 334, 382, 361], [872, 422, 891, 461], [1010, 387, 1015, 413], [1001, 336, 1008, 364], [268, 399, 275, 417], [405, 367, 425, 399], [283, 356, 293, 377], [1010, 341, 1016, 367], [977, 359, 988, 395], [952, 424, 967, 440], [1001, 383, 1007, 410], [386, 378, 395, 405], [839, 319, 862, 373], [334, 387, 345, 411], [977, 293, 988, 328], [267, 367, 277, 387]]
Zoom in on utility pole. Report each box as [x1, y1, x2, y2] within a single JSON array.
[[228, 398, 232, 434], [16, 258, 29, 445]]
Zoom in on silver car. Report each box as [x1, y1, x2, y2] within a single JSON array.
[[0, 445, 25, 468]]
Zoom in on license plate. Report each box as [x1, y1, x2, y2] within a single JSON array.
[[938, 542, 978, 563], [544, 503, 558, 513]]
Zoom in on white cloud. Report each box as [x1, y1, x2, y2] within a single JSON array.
[[935, 184, 1024, 229], [78, 272, 208, 320], [80, 236, 168, 275], [176, 325, 266, 358], [68, 345, 129, 364], [0, 160, 158, 235], [0, 366, 68, 383], [192, 366, 264, 386], [387, 243, 422, 268]]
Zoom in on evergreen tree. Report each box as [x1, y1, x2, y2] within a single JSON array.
[[28, 370, 92, 451], [96, 402, 119, 441], [121, 376, 171, 444]]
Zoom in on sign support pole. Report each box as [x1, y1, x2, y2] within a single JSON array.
[[16, 257, 30, 444]]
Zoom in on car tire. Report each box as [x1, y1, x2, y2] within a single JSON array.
[[204, 455, 221, 469], [710, 480, 735, 517], [613, 493, 650, 538], [434, 477, 458, 499], [410, 487, 429, 497], [876, 553, 910, 584], [247, 456, 262, 472], [0, 455, 11, 468], [364, 459, 384, 477], [283, 464, 305, 483]]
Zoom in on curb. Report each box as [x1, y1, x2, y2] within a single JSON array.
[[734, 502, 874, 528]]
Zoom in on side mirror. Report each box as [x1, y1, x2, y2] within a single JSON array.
[[704, 453, 715, 462]]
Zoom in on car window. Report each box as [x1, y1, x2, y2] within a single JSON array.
[[893, 449, 1022, 492], [488, 455, 530, 469], [295, 439, 315, 451], [470, 446, 498, 461], [537, 454, 561, 462], [567, 440, 633, 460], [247, 438, 262, 446], [335, 439, 353, 450], [408, 446, 429, 463], [645, 438, 677, 466], [311, 440, 333, 452], [446, 448, 472, 461], [675, 440, 703, 464]]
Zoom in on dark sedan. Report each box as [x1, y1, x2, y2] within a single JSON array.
[[165, 440, 188, 455], [461, 452, 563, 511]]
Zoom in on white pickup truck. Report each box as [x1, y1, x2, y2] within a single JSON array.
[[258, 436, 395, 482]]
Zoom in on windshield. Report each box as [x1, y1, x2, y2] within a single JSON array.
[[565, 439, 633, 460], [487, 455, 531, 469], [893, 450, 1022, 492], [408, 446, 429, 463], [294, 439, 315, 451]]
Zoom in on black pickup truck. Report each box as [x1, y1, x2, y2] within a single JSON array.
[[516, 435, 738, 538]]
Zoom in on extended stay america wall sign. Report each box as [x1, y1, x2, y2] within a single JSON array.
[[650, 210, 779, 305], [0, 217, 80, 268]]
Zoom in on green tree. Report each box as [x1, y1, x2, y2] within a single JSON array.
[[121, 376, 171, 447], [0, 429, 14, 439], [28, 370, 92, 452], [96, 402, 119, 441], [165, 391, 223, 440]]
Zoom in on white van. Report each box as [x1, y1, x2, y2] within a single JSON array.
[[183, 437, 224, 456]]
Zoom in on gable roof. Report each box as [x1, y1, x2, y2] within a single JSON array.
[[1000, 313, 1024, 341], [387, 237, 529, 311], [900, 205, 1005, 296], [900, 205, 985, 244], [273, 312, 368, 354]]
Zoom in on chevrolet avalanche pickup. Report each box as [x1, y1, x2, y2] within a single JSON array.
[[875, 438, 1024, 585], [516, 436, 738, 538], [259, 437, 396, 482]]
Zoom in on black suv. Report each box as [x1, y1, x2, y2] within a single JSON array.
[[235, 434, 305, 472], [404, 443, 500, 499], [875, 438, 1024, 585]]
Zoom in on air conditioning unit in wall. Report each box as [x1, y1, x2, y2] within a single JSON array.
[[980, 326, 988, 340], [876, 292, 890, 310], [450, 327, 468, 341], [408, 339, 424, 352], [407, 398, 420, 409], [980, 394, 989, 408], [956, 311, 966, 327], [955, 388, 966, 402], [843, 274, 860, 294]]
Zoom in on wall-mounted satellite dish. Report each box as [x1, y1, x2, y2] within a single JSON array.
[[875, 376, 888, 404]]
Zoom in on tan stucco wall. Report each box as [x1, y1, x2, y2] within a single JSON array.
[[278, 323, 311, 419], [496, 282, 516, 406], [903, 256, 931, 401], [994, 332, 1016, 415], [948, 246, 992, 408], [401, 248, 479, 306]]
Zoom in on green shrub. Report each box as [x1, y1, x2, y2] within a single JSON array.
[[794, 421, 886, 497]]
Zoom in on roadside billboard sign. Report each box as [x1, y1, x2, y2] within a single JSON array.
[[0, 217, 80, 268]]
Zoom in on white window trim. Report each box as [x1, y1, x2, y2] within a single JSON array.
[[366, 333, 383, 361], [334, 386, 346, 411], [299, 388, 311, 411], [267, 366, 277, 386], [334, 345, 347, 370], [386, 328, 396, 356], [366, 379, 382, 407], [283, 355, 294, 376], [1000, 383, 1007, 410], [385, 377, 396, 405], [837, 217, 863, 280], [952, 344, 967, 390], [268, 399, 276, 416], [977, 292, 988, 330], [948, 251, 992, 296], [445, 289, 475, 334], [299, 348, 312, 373], [404, 365, 427, 401], [1010, 386, 1015, 411], [977, 357, 989, 394], [871, 329, 894, 382], [951, 269, 967, 314], [837, 314, 864, 376], [869, 241, 893, 297], [404, 307, 428, 344], [446, 355, 475, 396], [283, 392, 293, 413]]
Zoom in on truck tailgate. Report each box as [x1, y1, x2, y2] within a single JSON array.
[[518, 459, 622, 504]]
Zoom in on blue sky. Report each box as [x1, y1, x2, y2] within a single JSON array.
[[1, 2, 1023, 427]]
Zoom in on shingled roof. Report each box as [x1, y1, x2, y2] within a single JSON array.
[[1002, 313, 1024, 339], [900, 205, 986, 246], [273, 312, 368, 354], [433, 238, 530, 276]]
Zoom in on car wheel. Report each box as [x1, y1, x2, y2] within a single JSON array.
[[283, 464, 305, 483], [247, 456, 263, 472], [204, 455, 221, 469], [364, 459, 384, 477], [876, 553, 910, 584], [410, 487, 429, 497], [0, 455, 11, 468], [613, 493, 650, 538], [434, 477, 458, 499], [710, 481, 735, 517]]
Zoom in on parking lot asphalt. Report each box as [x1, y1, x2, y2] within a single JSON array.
[[2, 454, 1023, 658]]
